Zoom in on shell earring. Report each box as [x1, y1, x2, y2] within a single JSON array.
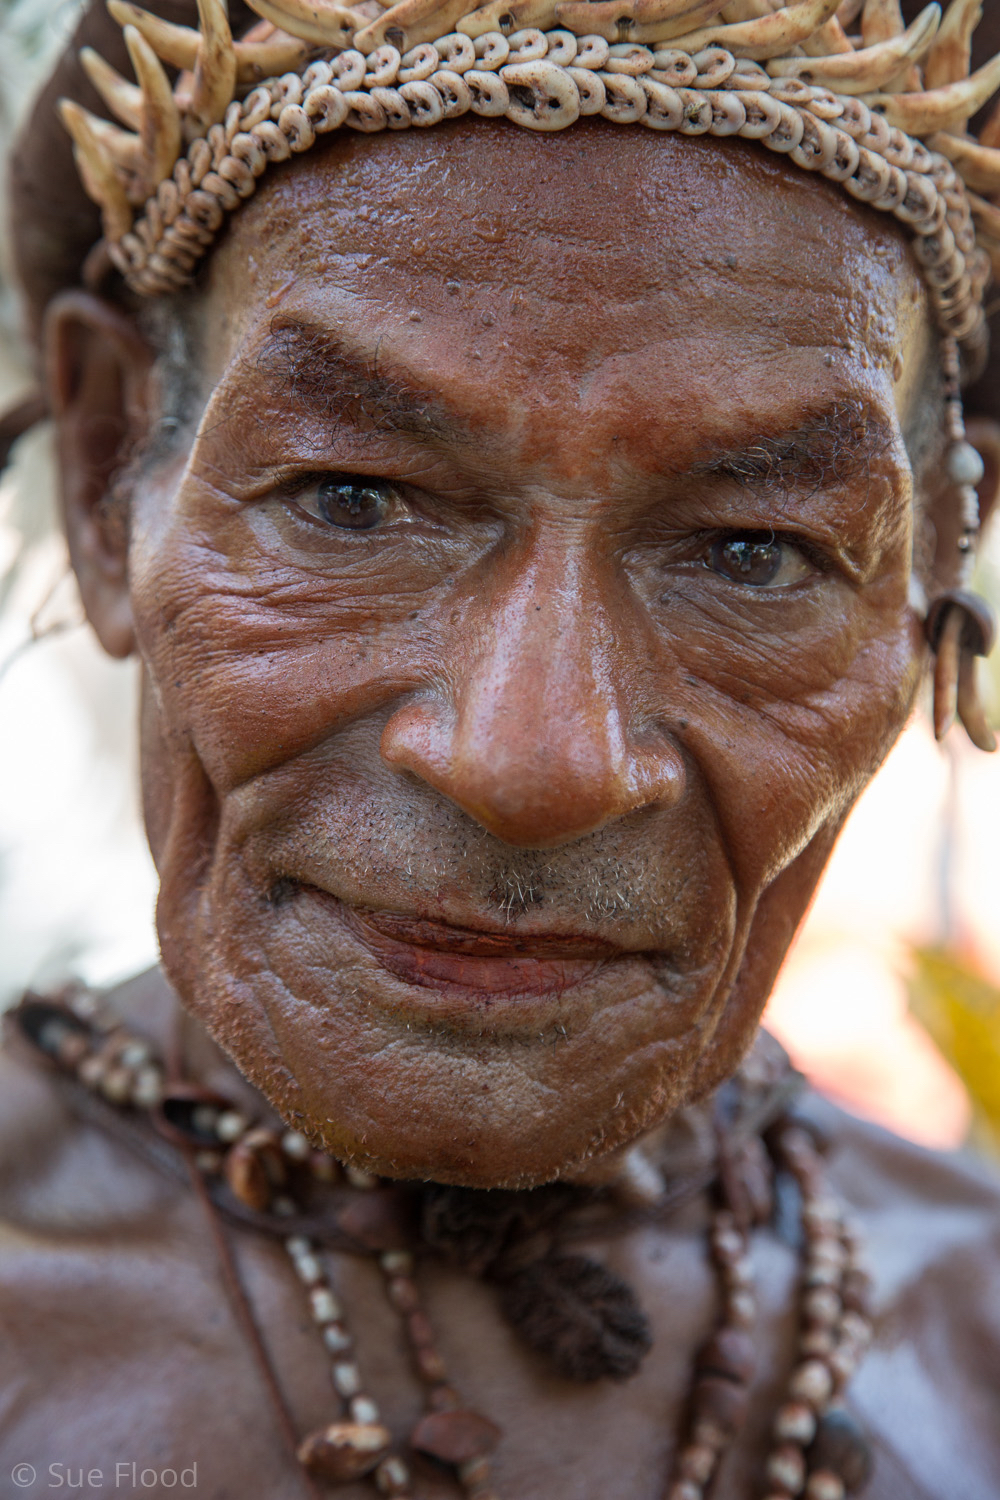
[[928, 590, 997, 752]]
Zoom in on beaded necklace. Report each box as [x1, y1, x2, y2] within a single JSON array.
[[11, 986, 875, 1500]]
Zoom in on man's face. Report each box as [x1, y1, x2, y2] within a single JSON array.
[[128, 121, 929, 1187]]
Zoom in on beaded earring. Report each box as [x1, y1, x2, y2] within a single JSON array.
[[927, 339, 998, 755]]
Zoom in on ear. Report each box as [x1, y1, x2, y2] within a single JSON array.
[[44, 290, 155, 659], [966, 416, 1000, 536]]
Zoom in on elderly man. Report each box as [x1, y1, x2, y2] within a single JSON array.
[[1, 1, 999, 1497]]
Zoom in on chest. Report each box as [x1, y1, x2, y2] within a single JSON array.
[[0, 1189, 826, 1500]]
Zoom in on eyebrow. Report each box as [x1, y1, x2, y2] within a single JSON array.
[[685, 400, 896, 494], [251, 325, 896, 493], [253, 320, 459, 445]]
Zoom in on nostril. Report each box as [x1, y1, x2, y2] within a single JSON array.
[[266, 875, 301, 907]]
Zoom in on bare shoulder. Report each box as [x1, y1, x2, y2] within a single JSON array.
[[809, 1095, 1000, 1500], [0, 969, 179, 1225], [0, 972, 311, 1499], [0, 970, 188, 1343]]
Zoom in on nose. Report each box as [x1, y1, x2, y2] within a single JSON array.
[[380, 541, 685, 848]]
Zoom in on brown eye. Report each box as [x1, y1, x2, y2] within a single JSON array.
[[708, 534, 811, 589], [298, 477, 397, 530]]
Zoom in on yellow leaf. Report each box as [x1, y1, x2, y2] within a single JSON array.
[[908, 945, 1000, 1157]]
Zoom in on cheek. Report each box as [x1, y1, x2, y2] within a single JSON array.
[[628, 558, 922, 893], [127, 496, 452, 790], [680, 619, 923, 894]]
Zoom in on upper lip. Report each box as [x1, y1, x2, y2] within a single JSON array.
[[343, 904, 628, 961]]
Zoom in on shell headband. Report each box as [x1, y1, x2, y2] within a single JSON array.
[[60, 0, 1000, 364]]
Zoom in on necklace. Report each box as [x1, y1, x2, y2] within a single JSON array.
[[10, 987, 875, 1500]]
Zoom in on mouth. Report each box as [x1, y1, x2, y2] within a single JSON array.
[[357, 908, 622, 959], [346, 905, 623, 995], [258, 874, 707, 1043], [286, 881, 627, 1001]]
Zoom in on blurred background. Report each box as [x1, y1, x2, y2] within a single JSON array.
[[1, 0, 999, 1161]]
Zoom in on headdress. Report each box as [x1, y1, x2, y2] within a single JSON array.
[[56, 0, 1000, 372]]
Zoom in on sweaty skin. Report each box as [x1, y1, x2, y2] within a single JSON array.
[[54, 123, 944, 1188], [12, 93, 1000, 1500]]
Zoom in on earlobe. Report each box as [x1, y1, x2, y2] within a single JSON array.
[[43, 290, 155, 660]]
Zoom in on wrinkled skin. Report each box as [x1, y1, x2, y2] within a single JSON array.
[[49, 121, 993, 1188]]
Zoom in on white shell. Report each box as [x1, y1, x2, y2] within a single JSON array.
[[947, 440, 986, 488]]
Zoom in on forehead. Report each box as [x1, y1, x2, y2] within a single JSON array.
[[200, 119, 929, 437]]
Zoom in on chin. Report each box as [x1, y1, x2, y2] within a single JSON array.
[[224, 1033, 710, 1190], [154, 817, 753, 1186], [165, 923, 732, 1189]]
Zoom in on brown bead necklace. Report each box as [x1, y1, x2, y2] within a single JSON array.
[[11, 987, 876, 1500]]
